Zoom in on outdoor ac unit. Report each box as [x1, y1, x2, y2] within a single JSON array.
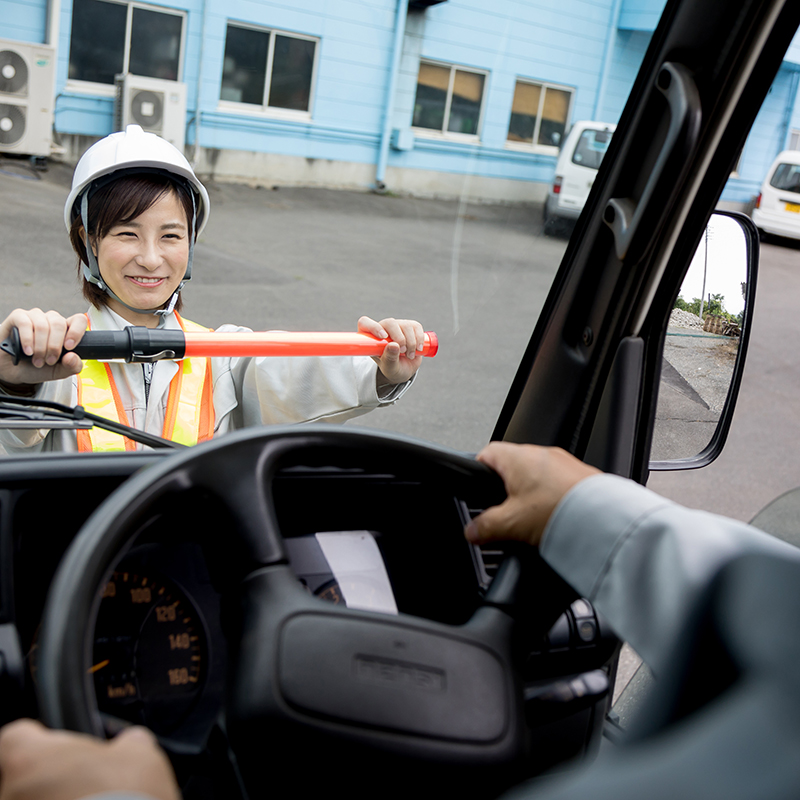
[[114, 74, 187, 151], [0, 39, 55, 158]]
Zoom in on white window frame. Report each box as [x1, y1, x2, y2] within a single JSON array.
[[505, 78, 575, 155], [66, 0, 186, 98], [411, 60, 488, 143], [217, 22, 319, 121], [789, 129, 800, 151]]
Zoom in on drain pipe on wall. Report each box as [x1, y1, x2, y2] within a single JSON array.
[[46, 0, 60, 46], [780, 67, 800, 151], [192, 0, 209, 166], [46, 0, 66, 158], [593, 0, 623, 121], [375, 0, 409, 191]]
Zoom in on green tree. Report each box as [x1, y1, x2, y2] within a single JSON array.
[[674, 293, 737, 322]]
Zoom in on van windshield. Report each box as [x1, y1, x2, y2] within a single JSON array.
[[572, 130, 613, 169], [769, 162, 800, 193]]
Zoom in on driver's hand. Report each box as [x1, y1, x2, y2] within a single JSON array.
[[0, 309, 86, 391], [465, 443, 600, 548], [358, 316, 425, 386], [0, 719, 180, 800]]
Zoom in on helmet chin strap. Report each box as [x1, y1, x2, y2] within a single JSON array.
[[80, 184, 197, 318]]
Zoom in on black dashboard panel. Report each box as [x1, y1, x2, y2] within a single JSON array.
[[0, 445, 618, 797], [0, 452, 489, 742]]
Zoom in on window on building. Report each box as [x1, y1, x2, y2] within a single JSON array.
[[412, 62, 486, 137], [220, 24, 317, 113], [68, 0, 184, 85], [507, 80, 573, 148], [790, 129, 800, 151]]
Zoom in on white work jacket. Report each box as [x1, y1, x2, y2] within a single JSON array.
[[0, 306, 412, 454]]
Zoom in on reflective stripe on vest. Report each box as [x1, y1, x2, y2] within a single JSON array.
[[76, 313, 215, 452]]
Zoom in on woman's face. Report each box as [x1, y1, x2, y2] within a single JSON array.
[[92, 189, 190, 325]]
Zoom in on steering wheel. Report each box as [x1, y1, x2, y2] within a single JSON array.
[[37, 426, 575, 798]]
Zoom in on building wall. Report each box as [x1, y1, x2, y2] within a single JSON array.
[[196, 0, 626, 192], [0, 0, 47, 44], [2, 0, 798, 205], [722, 64, 800, 206], [384, 0, 622, 194], [197, 0, 396, 162], [3, 0, 628, 196], [53, 0, 203, 138], [596, 28, 651, 122], [619, 0, 662, 32]]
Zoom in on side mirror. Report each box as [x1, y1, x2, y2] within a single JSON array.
[[649, 211, 758, 469]]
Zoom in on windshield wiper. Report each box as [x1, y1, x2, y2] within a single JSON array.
[[0, 395, 183, 450]]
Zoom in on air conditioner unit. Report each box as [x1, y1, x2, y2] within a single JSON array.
[[0, 39, 55, 158], [115, 74, 187, 151]]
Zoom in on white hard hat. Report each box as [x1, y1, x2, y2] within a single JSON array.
[[64, 124, 209, 235], [65, 125, 210, 317]]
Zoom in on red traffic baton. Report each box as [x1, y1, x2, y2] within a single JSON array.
[[182, 330, 438, 359], [1, 327, 438, 365]]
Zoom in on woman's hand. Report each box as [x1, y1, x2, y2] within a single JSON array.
[[465, 443, 600, 548], [0, 309, 86, 391], [358, 316, 425, 386]]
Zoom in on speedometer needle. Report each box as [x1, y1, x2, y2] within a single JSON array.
[[88, 659, 110, 674]]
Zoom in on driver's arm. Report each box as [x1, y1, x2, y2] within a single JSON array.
[[0, 719, 179, 800], [467, 442, 800, 676], [468, 444, 800, 800]]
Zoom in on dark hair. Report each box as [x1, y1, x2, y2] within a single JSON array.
[[69, 172, 196, 311]]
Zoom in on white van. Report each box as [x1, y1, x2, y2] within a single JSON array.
[[544, 121, 616, 231], [751, 150, 800, 240]]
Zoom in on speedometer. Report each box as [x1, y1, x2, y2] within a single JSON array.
[[91, 570, 206, 735]]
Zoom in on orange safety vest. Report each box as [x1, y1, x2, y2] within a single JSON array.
[[76, 313, 215, 452]]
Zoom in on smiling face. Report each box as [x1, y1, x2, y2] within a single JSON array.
[[92, 190, 190, 327]]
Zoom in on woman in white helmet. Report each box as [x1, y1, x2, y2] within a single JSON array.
[[0, 125, 424, 452]]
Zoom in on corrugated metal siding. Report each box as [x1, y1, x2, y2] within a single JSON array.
[[1, 0, 797, 202], [0, 0, 47, 45], [619, 0, 662, 32]]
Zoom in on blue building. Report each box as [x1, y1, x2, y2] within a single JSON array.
[[1, 0, 798, 205]]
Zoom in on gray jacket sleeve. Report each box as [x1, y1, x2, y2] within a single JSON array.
[[504, 474, 800, 800], [539, 474, 800, 674]]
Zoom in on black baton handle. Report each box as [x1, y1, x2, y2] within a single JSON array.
[[0, 327, 187, 365]]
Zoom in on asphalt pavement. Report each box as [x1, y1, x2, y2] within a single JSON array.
[[0, 156, 565, 452], [3, 156, 800, 524]]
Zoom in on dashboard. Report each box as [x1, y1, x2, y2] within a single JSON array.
[[0, 445, 618, 796]]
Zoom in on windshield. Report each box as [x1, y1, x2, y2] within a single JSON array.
[[572, 129, 613, 170], [769, 162, 800, 193], [11, 0, 775, 461], [1, 1, 673, 457]]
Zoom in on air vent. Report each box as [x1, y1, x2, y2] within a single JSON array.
[[0, 103, 25, 146], [130, 89, 164, 130], [0, 50, 28, 95], [479, 545, 505, 580]]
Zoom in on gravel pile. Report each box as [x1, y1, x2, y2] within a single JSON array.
[[669, 308, 704, 329]]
